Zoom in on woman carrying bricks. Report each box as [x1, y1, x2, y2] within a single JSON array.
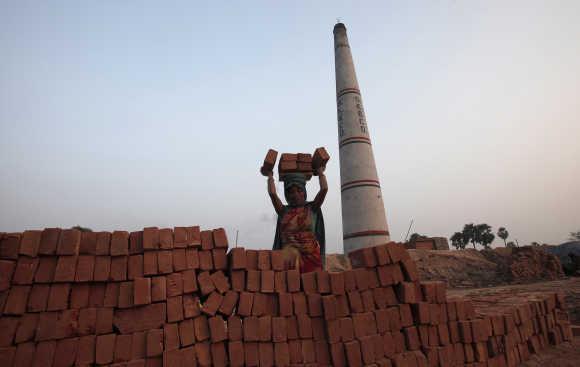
[[267, 167, 327, 273]]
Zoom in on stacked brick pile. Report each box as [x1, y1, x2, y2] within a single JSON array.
[[0, 228, 573, 367]]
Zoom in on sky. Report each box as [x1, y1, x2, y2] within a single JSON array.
[[1, 1, 579, 253]]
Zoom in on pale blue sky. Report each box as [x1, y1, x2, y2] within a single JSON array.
[[2, 1, 579, 253]]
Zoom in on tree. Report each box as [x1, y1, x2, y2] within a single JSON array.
[[569, 230, 580, 241], [409, 233, 428, 243], [531, 241, 540, 247], [506, 241, 516, 248], [475, 224, 495, 249], [462, 223, 477, 249], [497, 227, 509, 247], [72, 225, 92, 232], [450, 232, 467, 250]]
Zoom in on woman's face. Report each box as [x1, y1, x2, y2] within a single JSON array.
[[287, 186, 306, 206]]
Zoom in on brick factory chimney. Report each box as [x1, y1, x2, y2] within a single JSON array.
[[333, 23, 390, 254]]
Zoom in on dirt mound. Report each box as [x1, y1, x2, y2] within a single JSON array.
[[509, 246, 564, 280]]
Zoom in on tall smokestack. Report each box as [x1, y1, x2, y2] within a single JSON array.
[[333, 23, 390, 254]]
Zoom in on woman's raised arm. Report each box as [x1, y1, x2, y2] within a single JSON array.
[[268, 173, 284, 215]]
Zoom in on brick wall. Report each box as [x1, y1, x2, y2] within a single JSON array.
[[0, 227, 572, 366]]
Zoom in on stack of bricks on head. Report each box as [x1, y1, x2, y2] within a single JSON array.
[[0, 229, 573, 367]]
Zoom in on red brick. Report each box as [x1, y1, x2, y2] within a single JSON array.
[[177, 319, 195, 347], [361, 289, 376, 312], [143, 227, 159, 251], [183, 294, 201, 319], [13, 257, 39, 285], [228, 248, 246, 270], [32, 341, 56, 367], [39, 229, 60, 255], [47, 283, 70, 311], [199, 250, 213, 270], [78, 308, 97, 336], [185, 248, 199, 269], [27, 284, 49, 312], [156, 250, 172, 274], [258, 315, 272, 341], [54, 256, 77, 282], [208, 315, 228, 342], [269, 250, 284, 271], [330, 342, 346, 367], [225, 315, 242, 341], [170, 248, 186, 272], [127, 254, 143, 279], [228, 341, 244, 367], [386, 242, 410, 263], [258, 250, 271, 270], [173, 227, 188, 248], [148, 276, 165, 302], [244, 342, 259, 366], [348, 246, 377, 268], [95, 231, 111, 255], [110, 231, 129, 256], [347, 290, 364, 313], [316, 271, 331, 294], [213, 341, 229, 366], [211, 270, 230, 294], [202, 291, 223, 316], [53, 337, 78, 367], [246, 249, 258, 270], [20, 230, 42, 257], [90, 284, 107, 307], [5, 285, 31, 314], [306, 293, 322, 316], [55, 309, 81, 340], [282, 270, 298, 293], [344, 340, 363, 367], [197, 271, 214, 295], [0, 260, 15, 291], [237, 292, 254, 317], [296, 314, 312, 339], [96, 334, 115, 364], [129, 230, 143, 254], [261, 270, 275, 293], [397, 282, 418, 303], [301, 339, 315, 363], [93, 256, 111, 281], [143, 251, 157, 276], [163, 349, 182, 367], [116, 281, 133, 308], [399, 304, 414, 327], [336, 294, 350, 317], [112, 303, 165, 334], [458, 321, 473, 343], [179, 269, 196, 294], [56, 229, 81, 255], [212, 228, 228, 248], [71, 285, 92, 310], [274, 341, 290, 366], [35, 312, 57, 341], [200, 230, 214, 250], [404, 326, 421, 350], [401, 259, 419, 282], [322, 295, 338, 320], [213, 248, 228, 270], [114, 334, 132, 362], [292, 292, 308, 315], [301, 271, 317, 294], [79, 231, 97, 255], [374, 244, 392, 265], [259, 342, 274, 367], [167, 295, 184, 322], [247, 270, 263, 293], [187, 226, 201, 247], [274, 271, 287, 293], [0, 233, 21, 259], [134, 277, 151, 305], [109, 255, 127, 281], [146, 329, 163, 357], [14, 313, 37, 343], [74, 255, 95, 282], [218, 290, 238, 315], [159, 228, 174, 249], [194, 342, 211, 367], [412, 302, 431, 324], [353, 268, 370, 290], [165, 272, 183, 297], [194, 316, 210, 342], [227, 270, 244, 293], [163, 322, 179, 351], [76, 335, 95, 365]]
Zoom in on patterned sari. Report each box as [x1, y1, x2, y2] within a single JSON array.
[[278, 204, 322, 273]]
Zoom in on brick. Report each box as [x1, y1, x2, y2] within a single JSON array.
[[208, 315, 228, 342], [0, 233, 21, 259], [228, 271, 244, 293], [73, 255, 94, 282], [76, 335, 95, 365], [113, 303, 166, 334], [166, 272, 183, 297], [348, 246, 377, 268], [179, 320, 196, 349], [34, 312, 57, 341], [163, 322, 179, 351], [134, 277, 151, 305], [458, 320, 473, 343], [20, 230, 42, 257], [344, 340, 363, 367], [213, 248, 228, 270], [306, 293, 322, 316], [159, 228, 174, 249], [261, 270, 275, 293], [198, 271, 215, 295], [300, 339, 315, 363], [194, 316, 210, 342], [399, 303, 414, 327], [353, 268, 370, 290], [110, 231, 129, 256], [186, 226, 201, 247], [211, 270, 231, 294], [109, 255, 127, 281], [212, 342, 228, 366], [53, 337, 78, 367], [237, 292, 254, 317], [96, 307, 114, 334], [244, 270, 259, 292], [286, 269, 300, 293], [374, 244, 392, 265], [397, 282, 418, 303], [93, 256, 111, 281], [202, 291, 223, 316], [258, 250, 271, 270], [245, 249, 258, 270], [13, 257, 39, 285], [114, 334, 132, 362], [185, 248, 199, 269], [156, 250, 172, 274], [5, 285, 31, 314], [96, 334, 115, 364], [77, 308, 97, 336], [0, 260, 15, 291], [143, 251, 157, 276], [117, 281, 133, 308], [46, 283, 70, 311], [226, 315, 242, 341], [31, 340, 56, 367], [128, 254, 144, 279], [169, 248, 186, 272], [275, 341, 290, 366], [183, 294, 201, 319], [228, 341, 244, 367], [173, 227, 188, 248], [322, 295, 338, 320], [54, 309, 80, 340], [143, 227, 159, 250], [311, 317, 325, 341], [301, 271, 317, 294], [228, 248, 246, 270], [401, 259, 419, 281], [146, 329, 163, 357], [297, 314, 312, 339], [14, 313, 37, 343], [0, 317, 18, 346], [148, 276, 165, 302], [293, 292, 308, 315], [199, 250, 213, 271], [404, 326, 421, 350], [269, 250, 284, 271], [56, 229, 81, 255], [129, 230, 144, 254], [178, 269, 196, 294], [38, 228, 60, 255], [258, 342, 274, 367], [195, 342, 211, 367], [78, 232, 96, 255], [167, 295, 184, 322], [199, 230, 213, 250], [386, 242, 410, 263], [212, 228, 228, 248], [95, 231, 111, 255], [258, 315, 272, 341], [27, 284, 50, 312], [219, 290, 238, 315], [412, 302, 431, 324], [53, 256, 77, 282], [361, 289, 375, 312]]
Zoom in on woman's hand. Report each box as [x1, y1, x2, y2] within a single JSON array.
[[316, 166, 326, 176]]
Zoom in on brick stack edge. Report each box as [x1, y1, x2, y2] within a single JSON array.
[[0, 229, 572, 367]]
